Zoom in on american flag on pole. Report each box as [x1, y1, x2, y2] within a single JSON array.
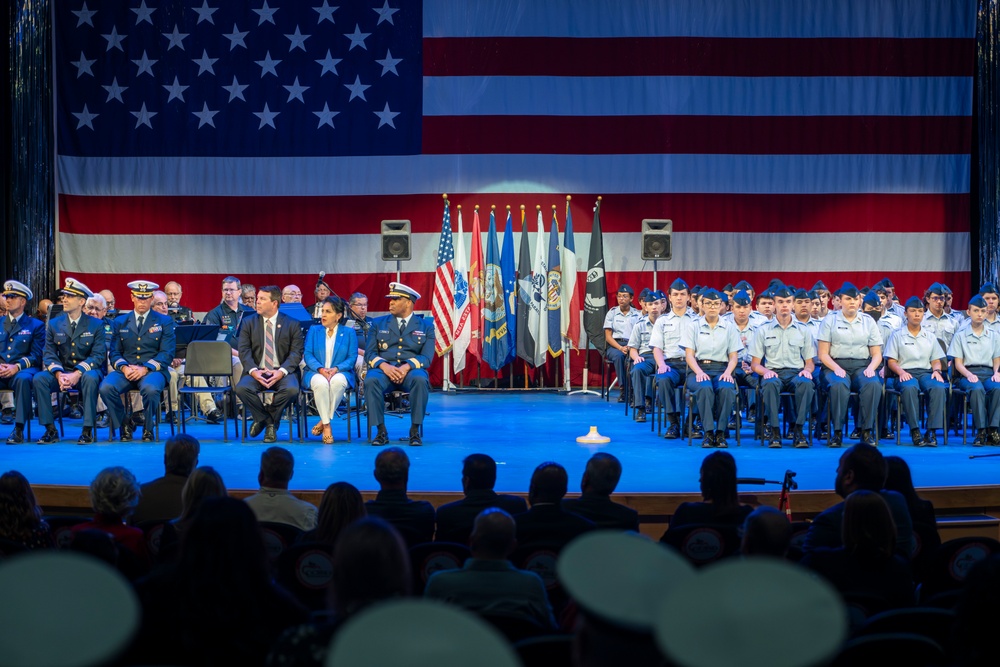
[[431, 197, 455, 356], [55, 1, 975, 384]]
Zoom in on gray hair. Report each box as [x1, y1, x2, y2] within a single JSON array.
[[89, 466, 141, 518]]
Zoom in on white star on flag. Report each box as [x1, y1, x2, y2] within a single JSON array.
[[286, 26, 310, 52], [163, 26, 188, 51], [71, 52, 96, 78], [313, 103, 339, 129], [373, 1, 399, 25], [163, 76, 189, 103], [283, 77, 309, 103], [72, 104, 98, 130], [254, 103, 280, 129], [192, 1, 218, 25], [131, 1, 155, 25], [224, 24, 249, 50], [315, 50, 342, 77], [374, 102, 399, 129], [344, 75, 370, 102], [193, 103, 220, 128], [313, 1, 338, 24], [102, 77, 127, 103], [132, 51, 158, 77], [73, 2, 97, 27], [344, 24, 370, 51], [255, 52, 281, 78], [223, 76, 249, 102], [253, 1, 279, 26], [376, 49, 402, 76], [102, 26, 126, 52], [131, 102, 157, 129], [192, 50, 218, 76]]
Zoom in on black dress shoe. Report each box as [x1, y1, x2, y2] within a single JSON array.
[[205, 409, 224, 425], [249, 420, 267, 438], [922, 429, 938, 448], [879, 427, 894, 441], [664, 422, 681, 439], [409, 426, 423, 446], [120, 422, 134, 442], [142, 429, 155, 442], [909, 428, 924, 447], [617, 393, 626, 403], [849, 427, 861, 440], [77, 427, 94, 445], [0, 408, 14, 425], [6, 426, 24, 444], [95, 412, 109, 428], [634, 408, 647, 423], [37, 427, 60, 444], [690, 423, 705, 438], [131, 411, 145, 426], [715, 431, 729, 449], [766, 427, 782, 449], [861, 430, 876, 446], [990, 428, 1000, 446], [372, 427, 389, 446], [792, 427, 809, 448], [817, 424, 829, 440], [69, 404, 83, 419], [701, 433, 716, 448], [973, 430, 989, 447], [828, 431, 843, 448], [263, 424, 277, 443]]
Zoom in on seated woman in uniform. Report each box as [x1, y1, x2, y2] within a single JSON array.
[[948, 294, 1000, 446], [303, 296, 357, 444], [884, 297, 948, 447], [679, 289, 743, 449]]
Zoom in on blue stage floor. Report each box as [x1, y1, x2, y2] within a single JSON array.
[[3, 392, 998, 494]]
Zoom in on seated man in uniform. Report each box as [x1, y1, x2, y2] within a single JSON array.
[[1, 280, 46, 444], [949, 295, 1000, 446], [98, 280, 177, 442], [235, 285, 304, 444], [812, 281, 831, 319], [365, 282, 434, 447], [348, 291, 375, 398], [724, 290, 761, 417], [192, 276, 253, 424], [750, 285, 816, 448], [978, 283, 1000, 334], [879, 278, 906, 319], [628, 289, 663, 422], [153, 290, 184, 424], [603, 284, 642, 403], [651, 279, 698, 439], [33, 278, 106, 444], [163, 281, 194, 323]]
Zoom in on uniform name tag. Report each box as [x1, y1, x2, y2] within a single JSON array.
[[379, 329, 390, 334], [81, 331, 94, 338], [119, 328, 130, 334]]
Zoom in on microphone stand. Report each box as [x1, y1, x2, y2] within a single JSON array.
[[969, 453, 1000, 459], [736, 469, 798, 519]]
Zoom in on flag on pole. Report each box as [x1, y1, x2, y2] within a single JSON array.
[[500, 207, 518, 367], [468, 207, 485, 362], [483, 207, 511, 371], [530, 207, 548, 367], [561, 197, 582, 350], [547, 208, 563, 357], [431, 197, 456, 356], [583, 197, 609, 355], [453, 206, 471, 373], [516, 206, 536, 366]]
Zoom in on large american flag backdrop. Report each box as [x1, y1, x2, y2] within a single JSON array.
[[55, 0, 975, 382]]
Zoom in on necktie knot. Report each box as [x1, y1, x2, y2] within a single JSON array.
[[399, 318, 405, 330]]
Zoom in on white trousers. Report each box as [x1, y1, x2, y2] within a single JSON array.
[[310, 373, 349, 424]]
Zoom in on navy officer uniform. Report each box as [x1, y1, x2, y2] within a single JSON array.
[[365, 282, 434, 447], [680, 289, 743, 449], [603, 284, 643, 402], [99, 280, 176, 442], [817, 282, 883, 448], [1, 280, 46, 444], [949, 295, 1000, 446], [884, 297, 948, 447], [627, 290, 663, 422], [651, 278, 698, 439], [32, 279, 107, 444], [750, 287, 816, 449]]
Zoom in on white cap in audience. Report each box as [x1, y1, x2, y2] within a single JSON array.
[[655, 558, 847, 667], [326, 599, 520, 667], [557, 531, 695, 632], [0, 551, 140, 667]]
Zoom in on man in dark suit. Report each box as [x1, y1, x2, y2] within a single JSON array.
[[515, 462, 595, 549], [435, 453, 527, 544], [1, 280, 46, 444], [364, 447, 435, 547], [131, 433, 200, 524], [235, 285, 304, 444], [365, 282, 434, 446], [562, 453, 639, 532], [33, 278, 107, 444], [99, 280, 177, 442]]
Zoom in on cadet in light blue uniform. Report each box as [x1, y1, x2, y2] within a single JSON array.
[[977, 283, 1000, 334], [0, 280, 45, 444], [98, 280, 177, 442], [884, 297, 948, 447], [724, 290, 761, 392], [680, 289, 743, 448], [879, 278, 906, 319], [651, 279, 698, 439], [627, 290, 664, 422], [949, 295, 1000, 446], [750, 286, 816, 448], [32, 278, 107, 445], [921, 283, 958, 350], [603, 284, 643, 402], [817, 282, 883, 448]]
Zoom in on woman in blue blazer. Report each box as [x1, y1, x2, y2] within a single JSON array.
[[303, 296, 357, 443]]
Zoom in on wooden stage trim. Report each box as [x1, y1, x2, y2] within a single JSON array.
[[33, 484, 1000, 542]]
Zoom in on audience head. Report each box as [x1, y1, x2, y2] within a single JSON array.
[[179, 496, 270, 588], [349, 292, 368, 318], [739, 506, 792, 558], [179, 466, 227, 523], [469, 508, 517, 560], [281, 284, 303, 303], [461, 453, 497, 492], [164, 281, 183, 307], [580, 452, 623, 497], [258, 447, 294, 489], [699, 451, 738, 509], [834, 444, 887, 498], [329, 517, 412, 618], [528, 461, 569, 505], [255, 285, 281, 317], [151, 290, 169, 315], [240, 282, 256, 308], [89, 467, 141, 520], [374, 447, 410, 490], [99, 289, 116, 311], [84, 293, 108, 319], [841, 490, 896, 561], [33, 299, 51, 319], [163, 434, 200, 477], [0, 470, 44, 541], [312, 481, 366, 546]]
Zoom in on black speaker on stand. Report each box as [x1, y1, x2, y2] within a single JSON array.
[[381, 220, 411, 282], [641, 219, 672, 291]]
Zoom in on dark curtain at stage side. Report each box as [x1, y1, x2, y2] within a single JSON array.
[[980, 0, 1000, 287], [3, 0, 55, 303]]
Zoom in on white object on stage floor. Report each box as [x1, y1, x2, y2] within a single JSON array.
[[576, 426, 610, 444]]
